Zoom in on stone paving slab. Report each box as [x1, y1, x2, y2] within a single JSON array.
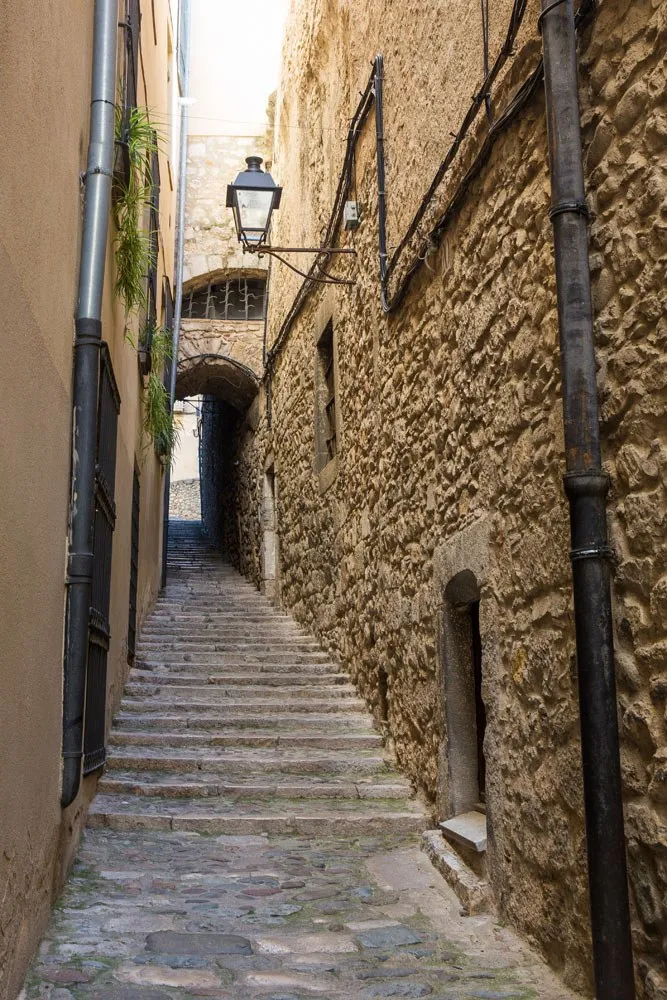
[[21, 830, 581, 1000]]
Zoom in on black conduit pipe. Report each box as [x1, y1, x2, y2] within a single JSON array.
[[62, 0, 119, 808], [541, 1, 635, 996]]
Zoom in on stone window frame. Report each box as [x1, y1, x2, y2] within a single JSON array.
[[433, 517, 495, 823], [261, 451, 280, 603], [313, 292, 342, 493]]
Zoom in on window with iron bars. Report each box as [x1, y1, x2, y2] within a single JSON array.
[[184, 277, 267, 322], [115, 0, 142, 188]]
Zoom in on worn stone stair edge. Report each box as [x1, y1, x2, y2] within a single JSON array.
[[421, 830, 491, 916]]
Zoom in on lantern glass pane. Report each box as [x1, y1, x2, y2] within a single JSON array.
[[237, 188, 274, 241]]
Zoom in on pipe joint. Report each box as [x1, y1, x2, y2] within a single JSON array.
[[563, 470, 610, 500], [75, 317, 103, 342], [67, 551, 95, 583]]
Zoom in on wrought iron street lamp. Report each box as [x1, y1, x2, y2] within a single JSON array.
[[226, 156, 355, 285], [226, 156, 282, 248]]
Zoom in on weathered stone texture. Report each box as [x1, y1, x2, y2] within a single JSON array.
[[169, 479, 201, 520], [184, 135, 270, 283], [225, 0, 666, 996], [179, 317, 264, 377]]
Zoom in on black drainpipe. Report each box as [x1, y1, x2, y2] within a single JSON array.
[[540, 1, 635, 997], [61, 0, 118, 808]]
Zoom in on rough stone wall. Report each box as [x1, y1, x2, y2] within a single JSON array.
[[184, 135, 270, 283], [229, 0, 667, 995], [179, 317, 264, 376], [169, 479, 202, 520]]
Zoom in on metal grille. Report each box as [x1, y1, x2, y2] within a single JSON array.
[[115, 0, 142, 186], [124, 0, 141, 114], [140, 142, 161, 373], [127, 468, 141, 664], [162, 277, 174, 391], [83, 345, 121, 775], [185, 278, 266, 321]]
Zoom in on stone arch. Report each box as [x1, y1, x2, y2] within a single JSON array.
[[175, 353, 259, 413]]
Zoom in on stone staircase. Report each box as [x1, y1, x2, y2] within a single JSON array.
[[90, 521, 428, 836]]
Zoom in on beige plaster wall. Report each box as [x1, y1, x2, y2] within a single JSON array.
[[0, 1, 176, 996], [230, 0, 667, 996]]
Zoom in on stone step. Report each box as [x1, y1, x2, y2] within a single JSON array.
[[106, 749, 391, 777], [127, 670, 349, 688], [114, 711, 375, 731], [136, 652, 333, 665], [120, 697, 366, 714], [138, 631, 310, 644], [109, 730, 383, 749], [131, 662, 340, 676], [87, 797, 425, 836], [123, 683, 358, 701], [98, 773, 410, 799]]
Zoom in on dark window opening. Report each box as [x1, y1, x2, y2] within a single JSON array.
[[127, 468, 141, 664], [184, 277, 267, 321], [317, 321, 337, 463], [83, 345, 121, 775], [470, 600, 486, 801], [441, 570, 486, 818], [378, 668, 389, 725], [115, 0, 142, 188], [139, 139, 160, 374]]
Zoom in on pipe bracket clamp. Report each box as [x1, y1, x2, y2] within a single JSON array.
[[570, 544, 614, 563], [550, 200, 591, 221], [85, 166, 114, 178], [538, 0, 568, 32], [62, 751, 84, 759], [75, 335, 103, 348], [67, 552, 94, 583], [563, 470, 610, 498]]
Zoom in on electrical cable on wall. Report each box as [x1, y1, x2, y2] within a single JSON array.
[[265, 0, 595, 367]]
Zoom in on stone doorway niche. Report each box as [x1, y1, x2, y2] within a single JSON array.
[[441, 570, 486, 817], [434, 517, 492, 867], [261, 457, 279, 602]]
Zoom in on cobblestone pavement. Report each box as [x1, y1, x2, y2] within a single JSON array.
[[21, 524, 580, 999], [22, 830, 578, 1000], [169, 482, 201, 521]]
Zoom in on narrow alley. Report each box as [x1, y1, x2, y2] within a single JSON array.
[[3, 0, 665, 997], [23, 523, 577, 1000]]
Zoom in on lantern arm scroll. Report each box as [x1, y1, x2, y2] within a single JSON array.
[[226, 155, 356, 286]]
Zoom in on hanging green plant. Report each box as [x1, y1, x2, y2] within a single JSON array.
[[112, 108, 177, 466], [142, 322, 180, 464], [113, 106, 159, 315]]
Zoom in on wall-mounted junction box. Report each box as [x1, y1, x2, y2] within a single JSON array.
[[344, 201, 361, 230]]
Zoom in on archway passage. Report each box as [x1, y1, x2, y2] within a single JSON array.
[[175, 353, 260, 412], [174, 353, 259, 567]]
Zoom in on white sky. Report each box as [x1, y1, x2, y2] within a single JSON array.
[[188, 0, 291, 136]]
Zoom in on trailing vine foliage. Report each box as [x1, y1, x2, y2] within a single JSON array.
[[113, 106, 157, 315], [143, 323, 179, 463], [113, 107, 177, 465]]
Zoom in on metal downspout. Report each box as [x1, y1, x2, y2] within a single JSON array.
[[61, 0, 118, 808], [540, 2, 635, 996], [162, 0, 192, 583]]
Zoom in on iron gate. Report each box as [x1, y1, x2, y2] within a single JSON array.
[[83, 344, 120, 774], [127, 467, 140, 664]]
